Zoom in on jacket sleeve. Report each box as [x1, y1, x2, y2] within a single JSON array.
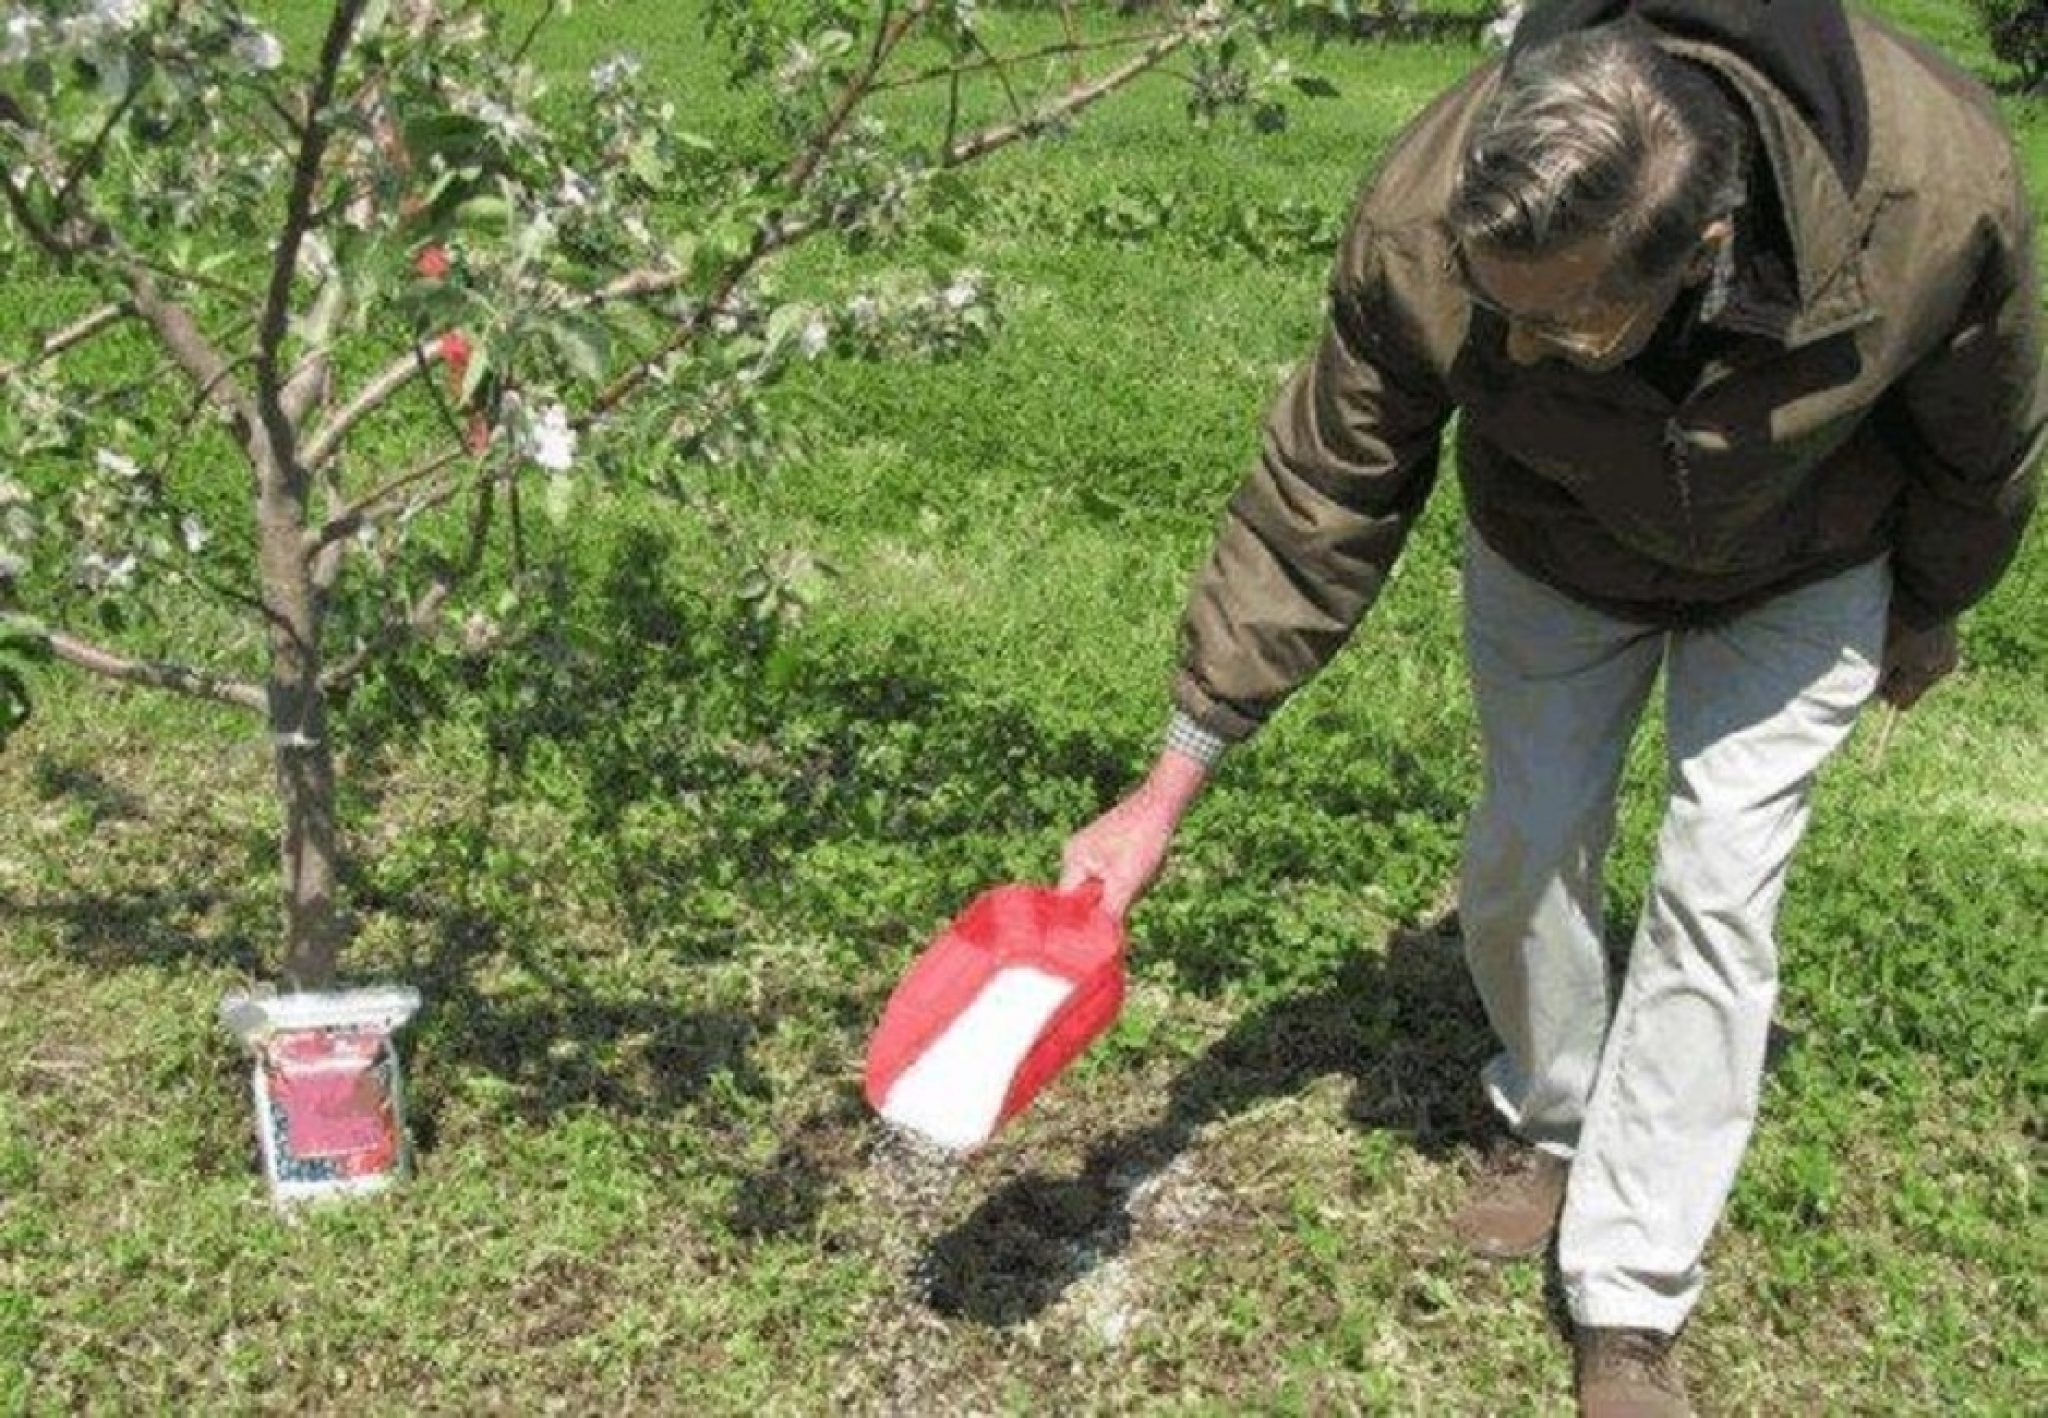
[[1883, 157, 2047, 629], [1172, 219, 1456, 741]]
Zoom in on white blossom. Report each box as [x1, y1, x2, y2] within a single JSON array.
[[555, 166, 595, 209], [77, 550, 138, 592], [93, 0, 150, 29], [776, 41, 820, 90], [0, 551, 25, 582], [847, 294, 880, 330], [297, 230, 336, 281], [94, 448, 142, 480], [589, 52, 641, 94], [230, 26, 284, 72], [179, 515, 209, 555], [518, 402, 576, 472], [470, 95, 537, 147], [1, 11, 44, 66], [798, 315, 830, 360], [941, 272, 983, 311]]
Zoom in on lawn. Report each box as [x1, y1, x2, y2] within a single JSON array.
[[0, 0, 2041, 1411]]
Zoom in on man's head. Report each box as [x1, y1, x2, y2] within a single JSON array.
[[1448, 28, 1745, 370]]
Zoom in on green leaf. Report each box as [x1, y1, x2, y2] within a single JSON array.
[[924, 221, 967, 256], [545, 316, 610, 383], [455, 194, 514, 235], [0, 669, 30, 749], [626, 135, 670, 189], [762, 303, 812, 359], [1292, 75, 1340, 99], [402, 113, 494, 167], [542, 473, 576, 526]]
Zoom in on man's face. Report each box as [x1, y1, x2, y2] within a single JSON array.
[[1457, 227, 1716, 373]]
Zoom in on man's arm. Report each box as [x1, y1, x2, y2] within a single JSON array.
[[1884, 154, 2047, 635], [1063, 219, 1457, 918], [1174, 216, 1458, 743]]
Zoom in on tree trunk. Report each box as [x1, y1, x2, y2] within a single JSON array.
[[272, 675, 344, 991], [256, 438, 345, 990]]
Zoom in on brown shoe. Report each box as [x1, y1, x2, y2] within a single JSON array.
[[1448, 1140, 1568, 1260], [1575, 1326, 1692, 1417]]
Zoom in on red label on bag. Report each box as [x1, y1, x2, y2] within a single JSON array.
[[266, 1030, 400, 1167]]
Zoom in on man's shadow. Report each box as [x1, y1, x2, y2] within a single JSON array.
[[919, 911, 1499, 1327]]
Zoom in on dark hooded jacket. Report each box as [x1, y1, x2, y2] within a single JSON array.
[[1174, 0, 2045, 742]]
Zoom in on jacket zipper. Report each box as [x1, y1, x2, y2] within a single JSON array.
[[1663, 419, 1704, 564]]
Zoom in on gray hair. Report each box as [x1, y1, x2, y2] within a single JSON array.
[[1449, 27, 1745, 290]]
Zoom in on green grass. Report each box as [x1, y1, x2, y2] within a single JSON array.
[[2, 1, 2044, 1411]]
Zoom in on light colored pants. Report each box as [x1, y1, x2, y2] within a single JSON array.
[[1458, 525, 1887, 1334]]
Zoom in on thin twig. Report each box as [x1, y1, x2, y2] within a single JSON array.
[[0, 167, 64, 257], [321, 469, 499, 694], [54, 73, 143, 216], [0, 302, 134, 385], [781, 0, 932, 194], [869, 29, 1177, 93], [944, 69, 962, 158], [965, 27, 1029, 124], [944, 26, 1194, 167], [256, 0, 366, 407], [1866, 702, 1900, 768], [510, 0, 559, 64], [308, 445, 471, 553]]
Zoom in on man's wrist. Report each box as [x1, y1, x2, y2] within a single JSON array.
[[1164, 709, 1229, 770]]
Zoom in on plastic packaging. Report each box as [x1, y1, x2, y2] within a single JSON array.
[[219, 986, 422, 1206], [865, 883, 1125, 1153]]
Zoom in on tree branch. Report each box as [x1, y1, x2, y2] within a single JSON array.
[[592, 14, 1199, 420], [322, 470, 498, 694], [510, 0, 559, 64], [0, 166, 65, 258], [308, 446, 471, 555], [54, 69, 144, 217], [781, 0, 932, 195], [944, 26, 1194, 167], [869, 28, 1181, 93], [10, 619, 266, 713], [122, 271, 255, 428], [303, 340, 448, 471], [256, 0, 365, 407], [0, 302, 134, 385]]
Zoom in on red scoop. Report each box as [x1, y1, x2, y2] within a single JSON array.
[[864, 883, 1126, 1152]]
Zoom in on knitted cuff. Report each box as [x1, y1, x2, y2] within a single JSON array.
[[1163, 709, 1229, 769]]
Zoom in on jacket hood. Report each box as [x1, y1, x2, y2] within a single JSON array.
[[1507, 0, 1869, 193]]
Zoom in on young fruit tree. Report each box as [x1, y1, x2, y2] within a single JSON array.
[[0, 0, 1327, 989]]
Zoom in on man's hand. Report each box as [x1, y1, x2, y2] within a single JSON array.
[[1878, 613, 1959, 710], [1059, 751, 1209, 921]]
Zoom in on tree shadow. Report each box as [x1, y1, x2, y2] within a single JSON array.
[[29, 756, 149, 825], [0, 885, 266, 975], [324, 521, 1149, 1137]]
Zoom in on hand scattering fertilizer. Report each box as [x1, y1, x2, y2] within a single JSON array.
[[865, 883, 1126, 1153], [219, 986, 422, 1206]]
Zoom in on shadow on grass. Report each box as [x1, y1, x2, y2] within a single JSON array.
[[919, 912, 1494, 1326], [327, 523, 1141, 1134], [0, 886, 267, 975]]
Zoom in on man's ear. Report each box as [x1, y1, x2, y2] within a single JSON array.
[[1688, 216, 1735, 280]]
